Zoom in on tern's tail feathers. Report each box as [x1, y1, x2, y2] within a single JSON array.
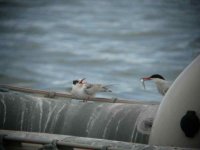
[[101, 84, 113, 92]]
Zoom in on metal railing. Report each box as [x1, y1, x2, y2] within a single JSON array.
[[0, 130, 190, 150]]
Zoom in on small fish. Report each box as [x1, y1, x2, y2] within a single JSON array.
[[140, 78, 146, 90]]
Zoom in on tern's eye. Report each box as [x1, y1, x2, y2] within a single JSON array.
[[73, 80, 79, 85]]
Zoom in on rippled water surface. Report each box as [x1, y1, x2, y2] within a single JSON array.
[[0, 0, 200, 101]]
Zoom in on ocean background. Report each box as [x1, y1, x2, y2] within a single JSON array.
[[0, 0, 200, 101]]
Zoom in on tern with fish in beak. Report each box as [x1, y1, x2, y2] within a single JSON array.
[[141, 74, 172, 96]]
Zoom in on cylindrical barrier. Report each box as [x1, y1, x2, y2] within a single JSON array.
[[0, 91, 158, 144]]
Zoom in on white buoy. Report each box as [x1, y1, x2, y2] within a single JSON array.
[[149, 55, 200, 148]]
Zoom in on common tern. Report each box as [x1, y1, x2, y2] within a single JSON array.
[[141, 74, 171, 95], [71, 78, 112, 101]]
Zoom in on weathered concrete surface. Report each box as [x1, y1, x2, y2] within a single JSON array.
[[0, 91, 158, 144]]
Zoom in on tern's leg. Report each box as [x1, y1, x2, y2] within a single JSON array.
[[83, 97, 88, 102], [83, 96, 92, 102]]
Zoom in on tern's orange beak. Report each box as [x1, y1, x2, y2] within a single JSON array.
[[79, 78, 86, 84], [142, 77, 152, 81]]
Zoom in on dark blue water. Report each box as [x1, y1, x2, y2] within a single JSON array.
[[0, 0, 200, 101]]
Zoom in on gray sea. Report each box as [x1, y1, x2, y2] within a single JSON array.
[[0, 0, 200, 101]]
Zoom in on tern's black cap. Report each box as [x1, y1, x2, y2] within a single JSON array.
[[73, 80, 79, 85], [150, 74, 165, 80]]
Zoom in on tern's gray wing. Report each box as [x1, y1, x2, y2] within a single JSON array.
[[164, 81, 172, 94], [161, 80, 172, 95], [84, 83, 95, 95], [84, 83, 112, 95]]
